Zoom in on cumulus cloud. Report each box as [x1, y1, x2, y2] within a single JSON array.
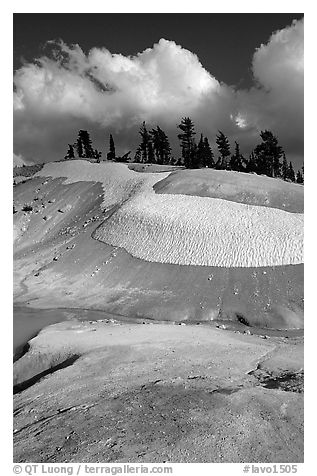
[[13, 152, 33, 167], [236, 18, 304, 160], [13, 19, 303, 166]]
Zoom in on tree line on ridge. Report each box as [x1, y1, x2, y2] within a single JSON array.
[[64, 117, 303, 184]]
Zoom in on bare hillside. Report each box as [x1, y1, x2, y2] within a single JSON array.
[[13, 160, 303, 330]]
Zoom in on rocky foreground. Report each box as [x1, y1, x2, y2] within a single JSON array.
[[14, 320, 303, 463]]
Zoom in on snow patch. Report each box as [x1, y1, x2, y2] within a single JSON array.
[[36, 160, 304, 268]]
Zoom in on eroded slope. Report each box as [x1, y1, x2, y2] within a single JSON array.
[[14, 161, 303, 329]]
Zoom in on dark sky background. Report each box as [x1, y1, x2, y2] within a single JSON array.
[[14, 13, 303, 87]]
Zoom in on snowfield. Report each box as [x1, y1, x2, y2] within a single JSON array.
[[37, 160, 303, 268]]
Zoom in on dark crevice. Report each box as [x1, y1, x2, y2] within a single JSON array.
[[249, 369, 303, 393], [210, 385, 244, 395], [13, 342, 30, 363], [13, 355, 80, 395], [260, 371, 304, 392], [236, 314, 250, 327], [14, 404, 83, 436]]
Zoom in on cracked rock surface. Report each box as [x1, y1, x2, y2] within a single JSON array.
[[14, 320, 303, 463]]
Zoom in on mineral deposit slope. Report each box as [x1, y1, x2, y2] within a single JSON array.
[[37, 161, 303, 268], [14, 162, 304, 330]]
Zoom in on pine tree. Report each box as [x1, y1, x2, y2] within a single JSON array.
[[138, 122, 152, 163], [215, 131, 231, 169], [148, 141, 155, 163], [196, 135, 214, 168], [245, 151, 257, 173], [296, 169, 304, 184], [287, 161, 296, 182], [150, 126, 172, 165], [133, 147, 142, 163], [230, 141, 244, 172], [160, 128, 172, 165], [94, 149, 102, 163], [107, 134, 116, 161], [82, 130, 94, 158], [197, 134, 205, 168], [254, 130, 283, 177], [75, 136, 84, 158], [203, 137, 214, 168], [281, 153, 288, 181], [177, 117, 196, 168], [150, 128, 161, 164], [189, 143, 198, 169], [75, 130, 94, 158], [64, 144, 75, 160]]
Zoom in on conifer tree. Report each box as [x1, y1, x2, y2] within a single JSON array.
[[189, 143, 198, 169], [150, 128, 161, 164], [245, 151, 257, 173], [94, 149, 102, 162], [150, 126, 172, 165], [107, 134, 116, 161], [75, 130, 94, 158], [160, 128, 172, 165], [287, 161, 296, 182], [82, 130, 94, 158], [281, 153, 289, 181], [196, 135, 214, 168], [133, 147, 142, 163], [75, 136, 84, 158], [177, 117, 196, 168], [296, 169, 304, 184], [148, 141, 155, 164], [230, 141, 244, 171], [254, 130, 283, 177], [138, 122, 152, 163], [197, 134, 205, 168], [203, 137, 214, 168], [64, 144, 75, 160], [215, 131, 231, 169]]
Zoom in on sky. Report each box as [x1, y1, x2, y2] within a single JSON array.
[[13, 13, 304, 169]]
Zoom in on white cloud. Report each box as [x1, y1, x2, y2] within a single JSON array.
[[252, 19, 303, 91], [14, 38, 220, 126], [13, 20, 303, 166], [235, 19, 304, 158], [13, 153, 25, 167], [13, 153, 33, 167]]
